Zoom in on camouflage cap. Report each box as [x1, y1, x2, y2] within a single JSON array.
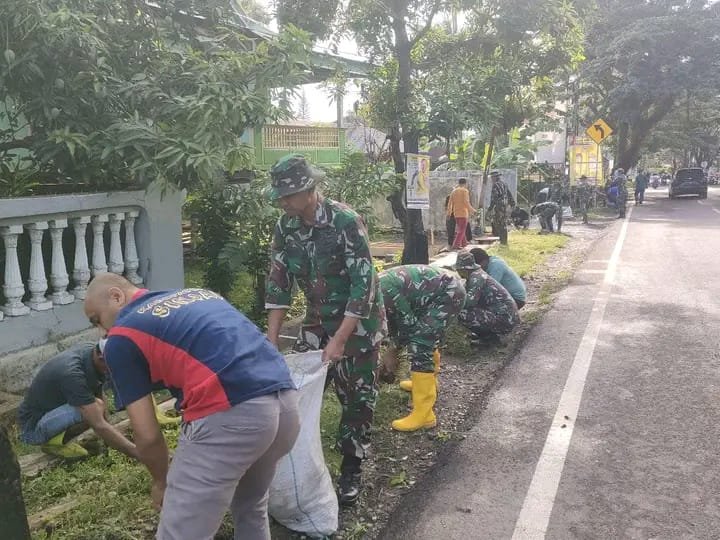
[[268, 154, 325, 200], [455, 250, 481, 271]]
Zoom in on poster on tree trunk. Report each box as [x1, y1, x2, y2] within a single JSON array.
[[405, 153, 431, 209]]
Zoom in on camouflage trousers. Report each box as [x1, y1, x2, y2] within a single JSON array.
[[459, 307, 517, 337], [538, 209, 558, 232], [578, 200, 589, 223], [399, 285, 466, 373], [295, 324, 378, 460], [491, 210, 509, 245]]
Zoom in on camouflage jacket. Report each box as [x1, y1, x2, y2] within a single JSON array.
[[379, 265, 465, 344], [576, 184, 592, 203], [552, 183, 570, 205], [266, 197, 386, 355], [489, 180, 515, 218], [461, 268, 520, 325], [534, 201, 561, 218]]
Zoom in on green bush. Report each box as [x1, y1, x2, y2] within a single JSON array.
[[322, 152, 396, 231]]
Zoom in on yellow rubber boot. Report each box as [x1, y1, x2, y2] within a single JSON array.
[[153, 395, 181, 426], [41, 432, 89, 460], [392, 372, 437, 432], [399, 349, 441, 392]]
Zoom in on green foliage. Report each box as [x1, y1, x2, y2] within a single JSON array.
[[321, 152, 397, 231], [277, 0, 340, 41], [488, 229, 568, 278], [643, 91, 720, 169], [185, 179, 279, 322], [185, 185, 239, 299], [218, 180, 280, 322], [449, 132, 545, 172], [355, 1, 584, 149], [577, 0, 720, 168], [0, 0, 312, 193]]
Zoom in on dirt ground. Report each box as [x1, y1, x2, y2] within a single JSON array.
[[270, 216, 616, 540]]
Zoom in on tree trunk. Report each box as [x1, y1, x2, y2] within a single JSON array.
[[616, 97, 675, 171], [0, 426, 31, 539], [400, 132, 428, 264], [477, 127, 498, 233], [391, 11, 428, 265]]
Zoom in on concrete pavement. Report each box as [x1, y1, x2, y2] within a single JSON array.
[[380, 187, 720, 539]]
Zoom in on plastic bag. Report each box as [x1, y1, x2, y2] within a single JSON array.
[[268, 351, 338, 537]]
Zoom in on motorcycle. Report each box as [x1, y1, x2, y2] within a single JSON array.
[[651, 178, 659, 189]]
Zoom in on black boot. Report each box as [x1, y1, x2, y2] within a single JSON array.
[[337, 456, 362, 506]]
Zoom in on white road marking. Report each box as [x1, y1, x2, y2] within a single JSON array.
[[511, 207, 633, 540], [713, 208, 720, 216], [698, 200, 706, 205]]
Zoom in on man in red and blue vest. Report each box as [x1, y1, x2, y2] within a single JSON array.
[[84, 273, 299, 540]]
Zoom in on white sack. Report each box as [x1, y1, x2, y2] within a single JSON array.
[[269, 351, 338, 537]]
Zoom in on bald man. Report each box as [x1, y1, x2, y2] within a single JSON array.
[[84, 274, 299, 540]]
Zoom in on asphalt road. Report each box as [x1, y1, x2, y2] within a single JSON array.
[[380, 187, 720, 540]]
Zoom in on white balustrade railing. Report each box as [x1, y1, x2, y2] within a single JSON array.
[[0, 203, 144, 321]]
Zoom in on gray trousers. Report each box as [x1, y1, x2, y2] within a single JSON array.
[[157, 390, 300, 540]]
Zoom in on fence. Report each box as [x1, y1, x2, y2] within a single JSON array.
[[263, 125, 341, 149], [370, 169, 519, 233], [0, 184, 185, 392], [254, 125, 347, 166]]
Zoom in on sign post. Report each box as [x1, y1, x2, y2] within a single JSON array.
[[585, 118, 614, 185], [405, 153, 431, 209]]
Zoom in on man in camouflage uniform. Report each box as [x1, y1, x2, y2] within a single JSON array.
[[265, 154, 386, 506], [613, 168, 628, 218], [551, 180, 569, 231], [455, 251, 520, 346], [488, 170, 515, 246], [378, 265, 466, 432], [531, 201, 562, 234], [576, 175, 592, 224]]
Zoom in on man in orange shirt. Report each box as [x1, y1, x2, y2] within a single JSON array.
[[448, 177, 476, 249]]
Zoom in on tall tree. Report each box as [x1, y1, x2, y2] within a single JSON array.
[[0, 0, 311, 193], [644, 91, 720, 170], [352, 0, 582, 261], [274, 0, 582, 260], [578, 0, 720, 170], [295, 88, 311, 121]]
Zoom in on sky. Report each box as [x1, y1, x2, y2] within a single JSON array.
[[250, 0, 364, 123]]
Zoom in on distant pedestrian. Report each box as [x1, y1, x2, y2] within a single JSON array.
[[551, 180, 569, 231], [576, 176, 592, 224], [455, 251, 520, 346], [84, 275, 299, 540], [488, 170, 515, 245], [613, 168, 628, 218], [466, 248, 527, 309], [635, 170, 648, 205], [531, 201, 562, 233], [448, 177, 476, 250], [445, 194, 471, 248]]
